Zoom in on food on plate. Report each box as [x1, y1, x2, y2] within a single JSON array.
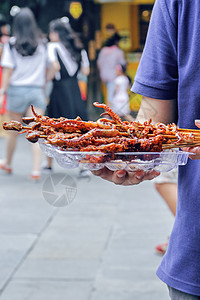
[[3, 102, 200, 156]]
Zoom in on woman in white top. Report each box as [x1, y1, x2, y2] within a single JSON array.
[[47, 19, 89, 120], [0, 7, 51, 179], [43, 19, 89, 172]]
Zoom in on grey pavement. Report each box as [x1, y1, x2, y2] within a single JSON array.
[[0, 135, 173, 300]]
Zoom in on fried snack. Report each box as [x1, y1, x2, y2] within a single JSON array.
[[3, 102, 200, 155]]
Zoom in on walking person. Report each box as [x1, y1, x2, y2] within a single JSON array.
[[47, 18, 88, 120], [0, 18, 10, 116], [0, 7, 50, 180], [92, 0, 200, 298], [112, 63, 133, 121], [154, 169, 177, 255], [97, 32, 126, 107], [44, 18, 89, 172]]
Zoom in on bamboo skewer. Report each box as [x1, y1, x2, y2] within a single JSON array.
[[4, 114, 200, 152], [162, 143, 200, 149], [178, 128, 200, 133]]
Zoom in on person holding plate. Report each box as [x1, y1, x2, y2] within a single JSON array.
[[92, 0, 200, 299]]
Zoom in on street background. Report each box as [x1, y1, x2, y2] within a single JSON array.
[[0, 135, 173, 300], [0, 1, 175, 299]]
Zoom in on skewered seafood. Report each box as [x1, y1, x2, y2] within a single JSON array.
[[3, 103, 200, 156]]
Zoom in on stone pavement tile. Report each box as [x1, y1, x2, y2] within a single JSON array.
[[0, 234, 36, 291], [0, 175, 55, 234], [55, 176, 120, 219], [89, 236, 165, 287], [13, 258, 100, 280], [114, 181, 174, 239], [0, 279, 92, 300], [0, 136, 174, 299], [96, 240, 163, 268], [90, 278, 169, 300], [88, 181, 173, 300], [26, 217, 112, 260]]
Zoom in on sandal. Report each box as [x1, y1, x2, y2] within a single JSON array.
[[0, 161, 12, 174], [30, 173, 41, 181], [155, 240, 169, 255]]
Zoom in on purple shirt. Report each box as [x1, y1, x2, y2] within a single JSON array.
[[132, 0, 200, 296]]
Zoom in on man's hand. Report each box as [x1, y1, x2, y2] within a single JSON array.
[[91, 96, 176, 186], [181, 146, 200, 160], [182, 120, 200, 160], [91, 167, 160, 186]]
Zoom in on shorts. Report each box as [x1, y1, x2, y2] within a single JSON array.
[[168, 286, 200, 299], [153, 168, 178, 184], [6, 85, 46, 114]]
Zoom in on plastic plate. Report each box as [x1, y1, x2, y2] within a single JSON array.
[[39, 139, 191, 172]]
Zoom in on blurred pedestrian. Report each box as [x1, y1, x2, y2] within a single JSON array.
[[154, 169, 177, 255], [0, 7, 50, 180], [0, 18, 10, 48], [112, 63, 133, 121], [44, 18, 89, 172], [0, 18, 10, 116], [77, 44, 90, 101], [97, 32, 126, 107], [47, 18, 88, 120], [105, 23, 117, 39]]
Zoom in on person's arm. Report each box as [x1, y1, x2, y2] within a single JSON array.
[[118, 48, 126, 66], [114, 83, 118, 96], [80, 49, 90, 76], [46, 43, 60, 81], [0, 67, 13, 108], [136, 96, 177, 124], [92, 96, 177, 185], [97, 48, 104, 70], [46, 61, 60, 82], [0, 42, 15, 107]]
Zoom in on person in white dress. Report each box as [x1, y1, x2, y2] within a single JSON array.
[[112, 64, 132, 121]]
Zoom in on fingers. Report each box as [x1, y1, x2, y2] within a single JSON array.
[[92, 167, 160, 186], [195, 120, 200, 128], [188, 147, 200, 160], [91, 167, 119, 182], [143, 170, 160, 181], [121, 169, 160, 186], [181, 146, 200, 160]]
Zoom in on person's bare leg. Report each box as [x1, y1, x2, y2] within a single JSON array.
[[5, 111, 23, 167], [26, 106, 44, 175], [155, 182, 177, 254], [155, 182, 177, 216], [47, 156, 53, 168]]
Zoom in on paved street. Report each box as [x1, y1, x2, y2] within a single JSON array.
[[0, 135, 173, 300]]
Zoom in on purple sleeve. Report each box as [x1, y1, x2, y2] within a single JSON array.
[[131, 0, 178, 100]]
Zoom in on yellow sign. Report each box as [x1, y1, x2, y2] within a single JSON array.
[[69, 2, 83, 19]]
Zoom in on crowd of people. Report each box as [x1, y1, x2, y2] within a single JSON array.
[[0, 8, 92, 179], [0, 9, 133, 179]]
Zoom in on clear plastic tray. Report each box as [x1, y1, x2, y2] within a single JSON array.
[[39, 139, 191, 172]]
